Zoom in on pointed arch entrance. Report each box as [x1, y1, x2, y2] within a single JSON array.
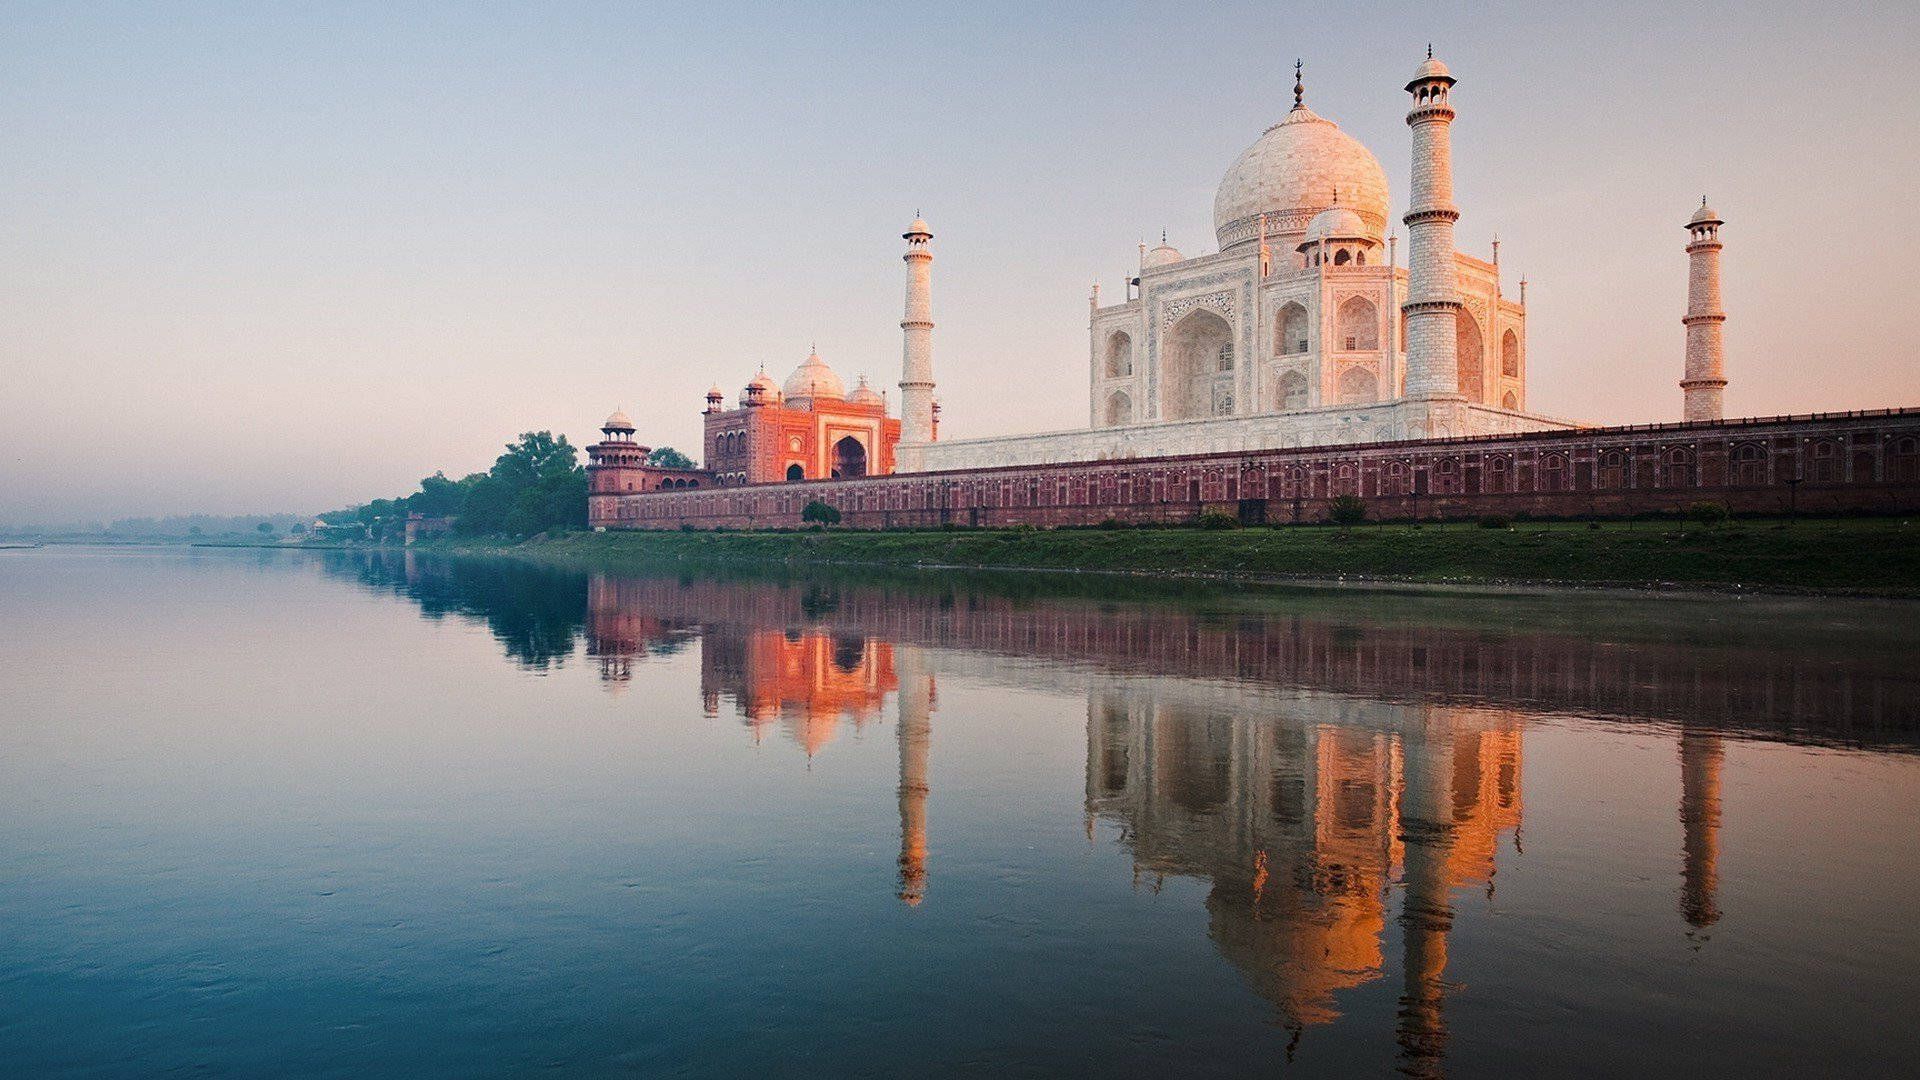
[[831, 436, 867, 479]]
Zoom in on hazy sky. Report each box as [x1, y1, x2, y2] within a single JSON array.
[[4, 1, 1917, 524]]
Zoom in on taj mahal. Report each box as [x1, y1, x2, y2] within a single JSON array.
[[587, 52, 1916, 528]]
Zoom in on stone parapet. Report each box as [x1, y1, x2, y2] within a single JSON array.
[[590, 409, 1920, 530]]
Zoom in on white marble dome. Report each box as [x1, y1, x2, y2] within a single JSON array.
[[1305, 204, 1375, 243], [602, 409, 634, 431], [1213, 105, 1390, 253], [848, 376, 885, 408], [1143, 241, 1185, 268], [1691, 202, 1722, 225], [784, 350, 845, 402], [1408, 56, 1453, 85]]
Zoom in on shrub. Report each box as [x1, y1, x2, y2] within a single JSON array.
[[801, 500, 842, 526], [1328, 495, 1367, 528], [1688, 501, 1731, 528], [1478, 514, 1511, 529], [1097, 518, 1126, 530], [1198, 511, 1239, 530], [1587, 521, 1603, 531]]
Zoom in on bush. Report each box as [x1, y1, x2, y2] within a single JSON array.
[[1689, 501, 1731, 528], [1478, 515, 1512, 529], [1097, 518, 1126, 530], [1329, 495, 1367, 528], [1587, 521, 1603, 531], [1198, 511, 1239, 530], [801, 501, 842, 526]]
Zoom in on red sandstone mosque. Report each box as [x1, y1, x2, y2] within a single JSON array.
[[588, 54, 1918, 528]]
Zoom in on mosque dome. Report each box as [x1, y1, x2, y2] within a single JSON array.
[[784, 349, 845, 402], [848, 376, 885, 408], [603, 410, 634, 432], [1213, 104, 1390, 253], [1143, 240, 1185, 268], [742, 370, 779, 404], [1690, 201, 1722, 225]]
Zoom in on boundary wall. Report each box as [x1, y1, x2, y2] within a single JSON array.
[[589, 409, 1920, 529]]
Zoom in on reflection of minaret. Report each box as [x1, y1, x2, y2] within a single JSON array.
[[1396, 716, 1456, 1078], [1679, 730, 1724, 931], [896, 647, 934, 905]]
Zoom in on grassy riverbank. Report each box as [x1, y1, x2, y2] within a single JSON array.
[[491, 517, 1920, 596]]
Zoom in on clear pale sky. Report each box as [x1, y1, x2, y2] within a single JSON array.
[[3, 1, 1916, 525]]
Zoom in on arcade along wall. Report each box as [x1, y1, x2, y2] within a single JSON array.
[[589, 410, 1920, 530]]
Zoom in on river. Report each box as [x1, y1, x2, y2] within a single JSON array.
[[3, 545, 1917, 1078]]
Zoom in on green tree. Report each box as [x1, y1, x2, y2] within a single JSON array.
[[490, 431, 580, 489], [409, 471, 468, 517], [647, 446, 695, 470], [802, 500, 842, 526], [256, 521, 275, 536], [1329, 495, 1367, 529], [457, 432, 586, 537], [457, 476, 515, 535]]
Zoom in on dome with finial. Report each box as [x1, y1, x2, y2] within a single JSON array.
[[1300, 201, 1377, 248], [1143, 230, 1185, 268], [1214, 61, 1390, 253], [742, 368, 779, 405], [706, 384, 725, 399], [602, 409, 634, 433], [1690, 198, 1722, 225], [784, 348, 845, 404], [904, 213, 932, 239], [848, 375, 885, 408], [1408, 46, 1454, 88]]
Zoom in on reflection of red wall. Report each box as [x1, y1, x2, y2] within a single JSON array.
[[583, 575, 1919, 739]]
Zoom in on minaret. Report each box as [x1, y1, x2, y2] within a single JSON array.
[[1682, 199, 1727, 421], [1402, 49, 1464, 400], [895, 648, 934, 906], [1678, 730, 1724, 931], [1396, 713, 1457, 1078], [899, 215, 936, 443]]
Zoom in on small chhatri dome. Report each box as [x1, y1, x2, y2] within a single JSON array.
[[1409, 55, 1453, 86], [1408, 45, 1455, 89], [848, 375, 885, 408], [1143, 230, 1184, 268], [1690, 198, 1722, 225], [904, 213, 932, 240], [1301, 203, 1375, 246], [602, 409, 634, 432], [706, 384, 725, 399], [1214, 62, 1390, 252], [784, 348, 845, 402]]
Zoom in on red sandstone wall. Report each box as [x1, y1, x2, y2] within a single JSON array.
[[589, 410, 1920, 530]]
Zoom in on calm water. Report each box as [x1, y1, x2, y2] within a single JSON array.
[[4, 547, 1920, 1078]]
